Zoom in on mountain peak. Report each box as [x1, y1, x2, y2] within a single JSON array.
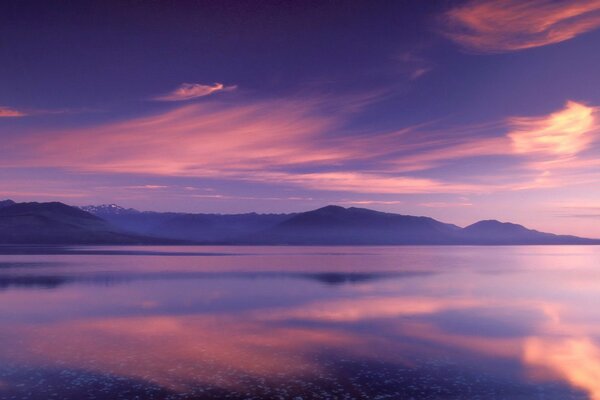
[[80, 204, 140, 215], [1, 201, 597, 245], [0, 200, 177, 244], [465, 220, 530, 233], [313, 205, 347, 213]]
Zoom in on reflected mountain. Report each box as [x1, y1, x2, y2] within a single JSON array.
[[0, 270, 429, 291], [0, 275, 70, 289], [1, 246, 599, 399], [0, 246, 241, 256]]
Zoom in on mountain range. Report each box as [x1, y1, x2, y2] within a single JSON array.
[[0, 200, 597, 245], [0, 201, 178, 244]]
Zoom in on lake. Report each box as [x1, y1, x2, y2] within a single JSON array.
[[0, 245, 599, 399]]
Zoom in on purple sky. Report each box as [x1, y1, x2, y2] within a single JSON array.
[[1, 0, 600, 236]]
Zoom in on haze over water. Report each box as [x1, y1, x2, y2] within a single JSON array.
[[0, 245, 599, 399]]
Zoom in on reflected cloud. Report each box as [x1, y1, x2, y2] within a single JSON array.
[[442, 0, 600, 53], [262, 296, 483, 322], [0, 291, 564, 395], [1, 246, 600, 398], [525, 338, 600, 400], [5, 315, 359, 392]]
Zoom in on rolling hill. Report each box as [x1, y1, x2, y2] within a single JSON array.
[[2, 201, 596, 245], [0, 201, 179, 244]]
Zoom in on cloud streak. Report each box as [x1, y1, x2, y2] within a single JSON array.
[[154, 82, 236, 101], [0, 106, 26, 117], [1, 96, 599, 197], [509, 101, 598, 156], [442, 0, 600, 53], [4, 97, 484, 195]]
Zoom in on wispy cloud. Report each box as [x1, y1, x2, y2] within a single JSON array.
[[386, 101, 600, 190], [396, 52, 432, 80], [509, 101, 598, 156], [442, 0, 600, 53], [503, 101, 600, 190], [0, 96, 484, 195], [338, 200, 404, 206], [125, 185, 169, 190], [419, 201, 473, 208], [0, 106, 26, 117], [2, 95, 599, 197], [154, 82, 236, 101], [258, 171, 483, 194]]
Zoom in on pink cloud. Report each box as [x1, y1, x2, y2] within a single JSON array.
[[419, 201, 473, 208], [525, 337, 600, 400], [339, 200, 404, 205], [0, 106, 26, 117], [154, 82, 236, 101], [5, 97, 485, 195], [502, 101, 600, 190], [442, 0, 600, 53], [257, 171, 485, 194], [509, 101, 598, 156], [381, 101, 600, 192], [3, 95, 599, 197], [125, 185, 169, 190]]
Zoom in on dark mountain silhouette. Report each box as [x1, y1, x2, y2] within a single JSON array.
[[153, 213, 293, 242], [0, 199, 15, 209], [459, 220, 595, 245], [81, 204, 291, 242], [244, 205, 463, 244], [252, 206, 596, 245], [0, 201, 181, 244], [83, 208, 177, 236], [63, 202, 600, 245]]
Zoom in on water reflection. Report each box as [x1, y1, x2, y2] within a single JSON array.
[[0, 271, 432, 292], [0, 246, 598, 399]]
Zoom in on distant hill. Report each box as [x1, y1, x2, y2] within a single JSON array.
[[252, 206, 596, 245], [80, 204, 292, 242], [0, 201, 180, 244], [244, 205, 462, 245], [460, 220, 596, 245], [73, 202, 600, 245], [153, 213, 293, 242]]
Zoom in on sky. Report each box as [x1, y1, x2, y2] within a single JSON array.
[[1, 0, 600, 237]]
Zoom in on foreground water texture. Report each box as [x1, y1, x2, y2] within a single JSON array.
[[0, 246, 599, 399]]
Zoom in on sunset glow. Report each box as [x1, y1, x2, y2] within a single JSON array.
[[1, 0, 599, 236]]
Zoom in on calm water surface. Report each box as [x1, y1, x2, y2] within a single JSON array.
[[0, 245, 599, 399]]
